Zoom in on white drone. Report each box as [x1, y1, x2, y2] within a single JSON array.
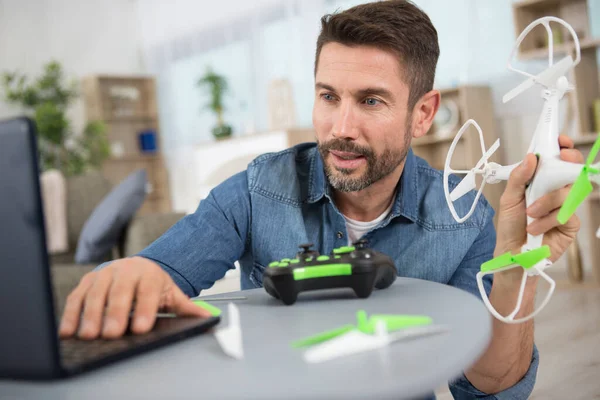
[[443, 16, 600, 324]]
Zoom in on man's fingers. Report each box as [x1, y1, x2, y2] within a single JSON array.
[[502, 153, 538, 204], [128, 274, 163, 335], [59, 272, 97, 338], [169, 288, 213, 318], [527, 209, 563, 236], [79, 272, 114, 340], [558, 134, 574, 150], [560, 148, 585, 164], [101, 267, 142, 339], [527, 186, 571, 218]]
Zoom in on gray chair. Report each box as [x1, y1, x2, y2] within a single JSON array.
[[49, 170, 185, 312]]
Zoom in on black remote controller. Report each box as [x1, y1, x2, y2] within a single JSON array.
[[262, 239, 397, 305]]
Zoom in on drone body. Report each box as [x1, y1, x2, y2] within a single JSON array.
[[443, 16, 600, 324]]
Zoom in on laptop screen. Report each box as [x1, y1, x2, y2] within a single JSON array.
[[0, 117, 62, 379]]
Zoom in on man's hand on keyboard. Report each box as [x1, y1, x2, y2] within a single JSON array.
[[58, 257, 211, 340]]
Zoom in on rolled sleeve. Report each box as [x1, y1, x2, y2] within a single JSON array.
[[449, 343, 539, 399]]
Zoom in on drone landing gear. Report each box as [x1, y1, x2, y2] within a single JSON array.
[[476, 245, 555, 324]]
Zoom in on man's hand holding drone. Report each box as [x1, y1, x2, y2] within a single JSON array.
[[493, 135, 583, 288], [442, 16, 600, 324]]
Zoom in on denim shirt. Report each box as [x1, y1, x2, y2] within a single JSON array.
[[136, 142, 538, 399]]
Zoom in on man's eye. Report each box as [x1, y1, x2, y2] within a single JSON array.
[[322, 93, 334, 101], [365, 98, 380, 106]]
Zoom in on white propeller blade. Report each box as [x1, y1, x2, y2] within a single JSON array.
[[450, 139, 500, 201], [215, 303, 244, 360], [503, 55, 574, 103], [450, 171, 477, 202]]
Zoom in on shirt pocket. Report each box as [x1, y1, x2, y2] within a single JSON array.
[[249, 260, 266, 287]]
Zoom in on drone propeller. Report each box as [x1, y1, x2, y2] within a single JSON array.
[[503, 55, 573, 104], [450, 138, 500, 201], [503, 16, 581, 104], [291, 310, 433, 348], [557, 135, 600, 224], [444, 120, 512, 223]]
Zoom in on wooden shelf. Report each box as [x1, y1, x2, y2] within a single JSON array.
[[105, 115, 157, 123], [518, 37, 600, 60], [438, 87, 460, 97], [572, 133, 599, 146], [83, 74, 172, 215], [413, 135, 456, 147], [108, 154, 162, 162], [513, 0, 585, 10]]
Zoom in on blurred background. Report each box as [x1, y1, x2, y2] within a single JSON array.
[[0, 1, 599, 398]]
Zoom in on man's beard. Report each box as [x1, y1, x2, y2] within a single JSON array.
[[317, 124, 412, 193]]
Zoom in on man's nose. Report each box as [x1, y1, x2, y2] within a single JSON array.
[[331, 101, 359, 140]]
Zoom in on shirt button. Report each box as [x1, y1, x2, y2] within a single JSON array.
[[336, 231, 344, 239]]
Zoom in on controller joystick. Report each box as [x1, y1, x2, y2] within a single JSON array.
[[297, 243, 320, 259], [353, 239, 368, 249], [263, 241, 397, 305]]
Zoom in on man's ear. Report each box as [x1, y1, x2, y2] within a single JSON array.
[[411, 90, 440, 139]]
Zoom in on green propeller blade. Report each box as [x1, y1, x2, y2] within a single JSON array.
[[291, 310, 433, 348], [557, 135, 600, 224], [481, 245, 551, 272], [358, 312, 433, 334], [557, 169, 594, 224], [291, 324, 355, 348]]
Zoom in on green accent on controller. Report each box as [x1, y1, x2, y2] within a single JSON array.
[[334, 255, 341, 259], [290, 259, 300, 264], [192, 300, 222, 317], [269, 261, 279, 267], [279, 262, 289, 267], [292, 263, 352, 280], [281, 258, 291, 262], [317, 255, 330, 261], [481, 245, 551, 272], [333, 246, 355, 255]]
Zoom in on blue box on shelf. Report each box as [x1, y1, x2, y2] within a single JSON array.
[[139, 130, 157, 153]]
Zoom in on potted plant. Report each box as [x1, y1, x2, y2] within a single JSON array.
[[1, 61, 110, 176], [197, 67, 232, 140]]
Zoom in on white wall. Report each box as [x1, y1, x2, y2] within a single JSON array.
[[135, 0, 286, 50], [0, 0, 144, 134]]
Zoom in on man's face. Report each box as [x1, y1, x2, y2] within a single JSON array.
[[313, 43, 413, 192]]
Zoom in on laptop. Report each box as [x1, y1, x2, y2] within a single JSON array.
[[0, 117, 220, 380]]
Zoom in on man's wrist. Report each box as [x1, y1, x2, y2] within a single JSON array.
[[492, 270, 539, 293]]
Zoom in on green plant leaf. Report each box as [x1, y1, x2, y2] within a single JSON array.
[[1, 61, 111, 176], [34, 102, 68, 145]]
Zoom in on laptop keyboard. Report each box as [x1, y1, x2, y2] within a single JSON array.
[[59, 316, 219, 370], [60, 331, 156, 366]]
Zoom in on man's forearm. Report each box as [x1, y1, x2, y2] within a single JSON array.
[[465, 275, 537, 394]]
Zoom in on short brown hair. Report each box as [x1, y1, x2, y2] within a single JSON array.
[[314, 0, 439, 110]]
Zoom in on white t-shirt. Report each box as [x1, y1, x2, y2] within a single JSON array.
[[342, 200, 394, 245]]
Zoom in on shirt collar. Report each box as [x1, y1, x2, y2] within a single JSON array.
[[307, 146, 418, 223]]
